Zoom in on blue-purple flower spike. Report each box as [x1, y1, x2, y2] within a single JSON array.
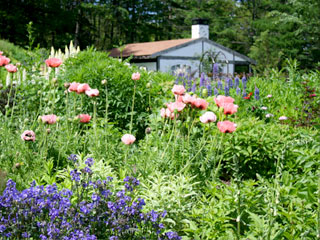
[[214, 88, 219, 96], [191, 83, 196, 93], [224, 85, 229, 96], [213, 63, 219, 75], [217, 79, 223, 90], [254, 86, 260, 100], [242, 76, 247, 89], [234, 76, 240, 88], [200, 73, 205, 87], [236, 87, 241, 95], [228, 77, 233, 88], [207, 84, 212, 96]]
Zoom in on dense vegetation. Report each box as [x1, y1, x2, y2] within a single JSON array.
[[0, 43, 319, 239], [0, 0, 320, 70]]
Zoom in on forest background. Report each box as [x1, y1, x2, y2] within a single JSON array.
[[0, 0, 320, 71]]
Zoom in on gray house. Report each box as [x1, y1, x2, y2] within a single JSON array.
[[109, 19, 256, 77]]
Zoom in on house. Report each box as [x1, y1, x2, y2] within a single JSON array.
[[109, 19, 256, 77]]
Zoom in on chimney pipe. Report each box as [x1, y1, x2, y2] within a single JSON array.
[[192, 18, 209, 39]]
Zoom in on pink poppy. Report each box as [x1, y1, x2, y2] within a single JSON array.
[[77, 83, 91, 93], [5, 64, 17, 73], [214, 95, 234, 108], [200, 112, 217, 123], [78, 114, 91, 123], [279, 116, 287, 121], [217, 121, 236, 133], [21, 130, 36, 142], [41, 114, 57, 124], [68, 82, 80, 92], [160, 108, 175, 119], [167, 101, 186, 112], [131, 72, 141, 80], [221, 103, 238, 115], [0, 56, 10, 66], [121, 134, 136, 145], [45, 58, 62, 68], [172, 85, 186, 95], [193, 98, 209, 110], [85, 88, 99, 97], [182, 94, 196, 105]]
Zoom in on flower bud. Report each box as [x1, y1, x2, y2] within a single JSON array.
[[202, 88, 208, 97], [64, 82, 70, 88], [146, 82, 151, 88], [46, 128, 51, 134], [24, 118, 29, 123], [15, 163, 22, 169], [51, 78, 57, 84], [16, 62, 21, 67], [145, 127, 151, 134], [101, 79, 107, 85]]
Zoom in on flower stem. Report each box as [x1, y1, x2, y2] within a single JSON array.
[[129, 81, 136, 134]]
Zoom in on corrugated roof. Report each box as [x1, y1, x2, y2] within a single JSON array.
[[109, 39, 194, 58]]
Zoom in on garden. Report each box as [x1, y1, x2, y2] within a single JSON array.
[[0, 41, 319, 240]]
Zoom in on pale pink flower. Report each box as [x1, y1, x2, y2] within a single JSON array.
[[172, 85, 186, 95], [0, 51, 3, 55], [0, 56, 10, 66], [77, 83, 91, 93], [167, 101, 186, 112], [160, 108, 176, 119], [214, 95, 234, 108], [131, 72, 141, 80], [68, 82, 80, 92], [221, 103, 238, 115], [217, 121, 236, 133], [267, 94, 272, 98], [45, 57, 62, 68], [200, 112, 217, 123], [261, 106, 268, 110], [21, 130, 36, 142], [78, 114, 91, 123], [41, 114, 57, 124], [266, 113, 273, 118], [121, 134, 136, 145], [5, 64, 17, 73], [182, 94, 196, 105], [279, 116, 287, 121], [85, 88, 99, 97], [193, 98, 209, 110]]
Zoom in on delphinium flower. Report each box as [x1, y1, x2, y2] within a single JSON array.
[[213, 63, 219, 75], [214, 87, 219, 96], [191, 82, 196, 93], [254, 86, 260, 100], [228, 77, 233, 88], [207, 84, 212, 96], [200, 72, 205, 87], [187, 75, 192, 92], [224, 84, 229, 96], [242, 75, 247, 89]]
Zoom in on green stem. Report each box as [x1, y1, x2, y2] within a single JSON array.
[[93, 100, 97, 151], [105, 82, 109, 125], [129, 81, 136, 134], [212, 133, 225, 179], [188, 127, 206, 162], [160, 119, 176, 159], [318, 170, 320, 239]]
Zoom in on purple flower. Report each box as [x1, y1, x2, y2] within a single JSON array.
[[214, 88, 219, 96], [254, 86, 260, 100], [85, 157, 94, 167], [224, 85, 229, 96], [234, 76, 239, 87], [213, 63, 219, 75], [217, 80, 223, 90], [200, 73, 205, 87], [236, 87, 241, 95], [68, 154, 78, 163]]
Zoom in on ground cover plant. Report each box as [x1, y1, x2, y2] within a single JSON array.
[[0, 43, 320, 239]]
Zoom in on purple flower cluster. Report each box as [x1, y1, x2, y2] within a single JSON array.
[[0, 155, 181, 240]]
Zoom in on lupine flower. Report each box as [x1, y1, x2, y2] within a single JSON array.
[[121, 134, 136, 145], [21, 130, 36, 142], [45, 58, 62, 68], [200, 112, 217, 123], [85, 158, 94, 167], [254, 86, 260, 100], [213, 63, 219, 75], [234, 76, 240, 87], [214, 88, 219, 96], [279, 116, 288, 120], [217, 80, 223, 90], [41, 114, 57, 124], [228, 77, 233, 88], [187, 75, 192, 91], [78, 114, 91, 123], [224, 84, 229, 96], [172, 85, 186, 95], [236, 87, 241, 95], [217, 121, 237, 133], [207, 84, 212, 96], [242, 76, 247, 88], [85, 88, 99, 97], [191, 83, 196, 93], [131, 72, 140, 80], [200, 73, 205, 87], [5, 64, 17, 73]]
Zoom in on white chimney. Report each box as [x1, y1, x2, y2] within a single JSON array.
[[192, 18, 209, 39]]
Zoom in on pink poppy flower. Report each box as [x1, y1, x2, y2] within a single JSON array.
[[221, 103, 238, 115], [21, 130, 36, 142], [85, 88, 99, 97], [172, 85, 186, 95], [0, 56, 10, 66], [193, 98, 209, 110], [131, 72, 140, 80], [41, 114, 57, 124], [68, 82, 80, 92], [200, 112, 217, 123], [121, 134, 136, 145], [45, 58, 62, 68], [167, 101, 186, 112], [182, 94, 196, 105], [78, 114, 91, 123], [77, 83, 91, 93], [160, 108, 176, 119], [5, 64, 17, 73], [217, 121, 237, 133], [214, 95, 234, 108]]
